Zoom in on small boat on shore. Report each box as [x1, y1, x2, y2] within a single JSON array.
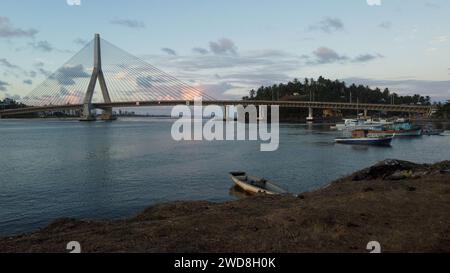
[[335, 129, 394, 146], [229, 172, 288, 195]]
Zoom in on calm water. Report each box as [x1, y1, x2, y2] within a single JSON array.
[[1, 118, 449, 236]]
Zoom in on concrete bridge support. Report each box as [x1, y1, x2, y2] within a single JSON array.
[[80, 34, 115, 122], [306, 107, 314, 122], [99, 107, 116, 121], [223, 105, 228, 121], [258, 105, 266, 121]]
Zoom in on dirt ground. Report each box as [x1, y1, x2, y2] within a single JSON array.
[[1, 159, 449, 253]]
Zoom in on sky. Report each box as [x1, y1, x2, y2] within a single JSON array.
[[1, 0, 450, 102]]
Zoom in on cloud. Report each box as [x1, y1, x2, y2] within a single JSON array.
[[0, 16, 38, 39], [67, 0, 81, 6], [192, 47, 209, 55], [345, 77, 450, 101], [198, 82, 238, 99], [0, 80, 9, 92], [155, 49, 299, 71], [307, 47, 383, 65], [140, 46, 302, 98], [140, 40, 382, 99], [309, 17, 344, 33], [367, 0, 382, 6], [209, 38, 238, 55], [23, 79, 33, 85], [34, 61, 45, 67], [378, 21, 392, 29], [73, 38, 88, 46], [311, 47, 348, 64], [430, 35, 448, 44], [215, 72, 291, 86], [33, 62, 52, 77], [27, 70, 37, 78], [110, 18, 146, 29], [29, 40, 54, 52], [352, 53, 384, 63], [18, 40, 72, 54], [0, 58, 20, 69], [50, 64, 90, 86], [161, 48, 177, 56], [425, 2, 440, 8]]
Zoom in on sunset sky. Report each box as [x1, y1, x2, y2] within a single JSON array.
[[1, 0, 449, 101]]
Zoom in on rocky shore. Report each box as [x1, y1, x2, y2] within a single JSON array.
[[1, 160, 449, 253]]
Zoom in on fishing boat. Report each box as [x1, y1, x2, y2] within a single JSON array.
[[334, 119, 387, 131], [368, 121, 422, 137], [335, 129, 394, 146], [229, 172, 288, 195]]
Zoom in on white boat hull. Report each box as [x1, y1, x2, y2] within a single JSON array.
[[230, 173, 287, 195]]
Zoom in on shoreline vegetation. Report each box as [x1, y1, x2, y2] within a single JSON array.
[[1, 159, 449, 253]]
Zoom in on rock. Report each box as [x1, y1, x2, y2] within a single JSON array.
[[407, 187, 417, 192], [352, 159, 427, 181], [387, 170, 413, 181], [411, 171, 428, 179]]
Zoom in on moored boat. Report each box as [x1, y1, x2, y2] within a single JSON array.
[[229, 172, 288, 195], [368, 128, 422, 137], [368, 121, 422, 137], [335, 136, 394, 146], [335, 129, 393, 146], [335, 119, 387, 131], [422, 126, 445, 136]]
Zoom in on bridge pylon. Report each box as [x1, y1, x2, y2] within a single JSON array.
[[80, 34, 115, 121]]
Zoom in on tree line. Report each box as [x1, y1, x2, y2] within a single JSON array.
[[0, 98, 26, 110], [434, 101, 450, 119], [243, 77, 432, 106]]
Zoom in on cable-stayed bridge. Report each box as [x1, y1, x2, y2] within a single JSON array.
[[0, 34, 433, 119]]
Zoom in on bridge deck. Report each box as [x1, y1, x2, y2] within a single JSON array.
[[0, 100, 433, 117]]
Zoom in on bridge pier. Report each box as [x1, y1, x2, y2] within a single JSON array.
[[223, 105, 228, 121], [306, 107, 314, 122], [258, 105, 266, 121], [364, 109, 368, 118], [80, 33, 114, 122], [80, 104, 96, 121], [100, 107, 116, 121], [223, 105, 234, 121]]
